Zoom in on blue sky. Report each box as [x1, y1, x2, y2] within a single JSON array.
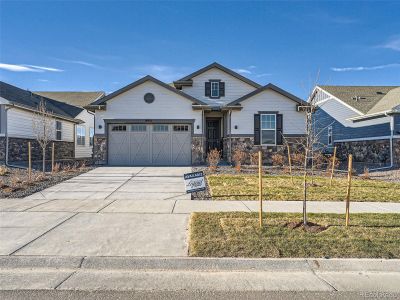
[[0, 1, 399, 99]]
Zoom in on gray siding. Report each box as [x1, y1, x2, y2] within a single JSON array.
[[314, 108, 391, 146], [0, 105, 5, 134]]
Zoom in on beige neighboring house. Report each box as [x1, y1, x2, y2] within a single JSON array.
[[35, 91, 104, 158]]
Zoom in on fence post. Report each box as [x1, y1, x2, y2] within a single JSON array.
[[345, 154, 353, 227], [287, 144, 293, 184], [330, 146, 337, 187], [51, 142, 55, 173], [28, 142, 32, 181], [258, 150, 263, 228]]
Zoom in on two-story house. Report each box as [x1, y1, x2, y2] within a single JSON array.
[[87, 62, 308, 166]]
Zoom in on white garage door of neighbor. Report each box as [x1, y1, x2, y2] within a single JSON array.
[[108, 124, 192, 166]]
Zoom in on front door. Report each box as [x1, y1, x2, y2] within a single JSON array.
[[206, 119, 222, 153]]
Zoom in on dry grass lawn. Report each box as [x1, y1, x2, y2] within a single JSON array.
[[207, 174, 400, 202], [189, 212, 400, 258]]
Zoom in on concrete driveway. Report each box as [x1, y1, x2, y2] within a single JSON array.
[[26, 167, 191, 201], [0, 167, 191, 257]]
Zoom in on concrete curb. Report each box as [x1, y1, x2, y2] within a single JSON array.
[[1, 256, 399, 272]]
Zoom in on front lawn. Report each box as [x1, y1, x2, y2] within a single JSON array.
[[189, 212, 400, 258], [207, 174, 400, 202]]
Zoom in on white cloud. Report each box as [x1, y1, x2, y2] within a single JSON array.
[[54, 58, 101, 68], [37, 79, 49, 82], [0, 63, 62, 72], [234, 68, 252, 74], [248, 65, 257, 69], [135, 64, 189, 82], [380, 36, 400, 51], [331, 63, 400, 72]]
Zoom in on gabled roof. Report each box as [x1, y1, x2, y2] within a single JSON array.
[[226, 83, 307, 106], [318, 85, 399, 114], [34, 91, 104, 108], [368, 87, 400, 114], [90, 75, 208, 106], [0, 81, 83, 120], [173, 62, 262, 89]]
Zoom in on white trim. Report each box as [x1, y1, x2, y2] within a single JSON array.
[[260, 113, 277, 146], [315, 86, 364, 116], [348, 110, 391, 121], [334, 136, 391, 143], [210, 81, 220, 98], [327, 125, 333, 146]]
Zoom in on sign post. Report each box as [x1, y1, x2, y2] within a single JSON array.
[[345, 154, 353, 227], [184, 171, 206, 194]]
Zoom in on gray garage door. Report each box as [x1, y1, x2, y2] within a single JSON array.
[[108, 124, 191, 166]]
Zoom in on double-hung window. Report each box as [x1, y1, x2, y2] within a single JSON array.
[[55, 121, 62, 141], [328, 126, 333, 145], [260, 114, 276, 145], [210, 81, 219, 98], [89, 128, 94, 146], [76, 125, 86, 146]]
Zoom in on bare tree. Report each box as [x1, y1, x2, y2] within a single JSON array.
[[32, 98, 54, 174]]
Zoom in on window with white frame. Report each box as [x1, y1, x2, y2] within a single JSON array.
[[55, 121, 62, 141], [76, 125, 86, 146], [328, 126, 333, 145], [211, 81, 219, 98], [261, 114, 276, 145], [89, 128, 94, 146]]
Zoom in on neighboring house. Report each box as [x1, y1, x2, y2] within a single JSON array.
[[87, 62, 307, 166], [311, 85, 400, 167], [0, 81, 99, 164], [34, 91, 104, 158]]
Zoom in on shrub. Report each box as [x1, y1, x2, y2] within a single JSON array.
[[249, 152, 259, 166], [271, 153, 285, 167], [0, 165, 8, 176], [207, 149, 221, 172], [232, 149, 247, 172], [292, 153, 305, 167], [361, 167, 370, 180], [53, 163, 61, 173], [312, 152, 327, 170]]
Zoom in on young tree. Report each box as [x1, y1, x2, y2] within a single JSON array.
[[32, 98, 55, 174]]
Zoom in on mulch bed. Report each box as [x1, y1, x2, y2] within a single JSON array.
[[0, 166, 94, 198]]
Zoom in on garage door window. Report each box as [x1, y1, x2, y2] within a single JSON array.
[[131, 125, 147, 132], [153, 124, 169, 132], [112, 125, 127, 131], [173, 125, 189, 132]]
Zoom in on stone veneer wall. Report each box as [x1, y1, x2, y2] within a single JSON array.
[[335, 139, 391, 164], [0, 137, 5, 164], [393, 138, 400, 166], [192, 136, 205, 165], [224, 136, 304, 165], [93, 135, 107, 165], [0, 137, 74, 162]]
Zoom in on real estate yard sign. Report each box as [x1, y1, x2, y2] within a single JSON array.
[[184, 171, 206, 193]]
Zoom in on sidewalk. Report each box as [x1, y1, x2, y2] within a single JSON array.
[[2, 198, 400, 214], [1, 256, 399, 292]]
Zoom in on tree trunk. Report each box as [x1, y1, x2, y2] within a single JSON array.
[[42, 147, 46, 175], [303, 148, 308, 225]]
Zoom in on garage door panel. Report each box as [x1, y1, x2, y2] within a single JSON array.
[[172, 132, 191, 165], [152, 132, 171, 165], [130, 132, 151, 165], [109, 131, 130, 166]]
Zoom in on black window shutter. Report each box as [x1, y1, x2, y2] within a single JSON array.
[[254, 114, 260, 145], [219, 82, 225, 97], [276, 114, 283, 145], [205, 82, 211, 97]]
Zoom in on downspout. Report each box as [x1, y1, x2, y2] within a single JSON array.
[[368, 114, 394, 171]]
